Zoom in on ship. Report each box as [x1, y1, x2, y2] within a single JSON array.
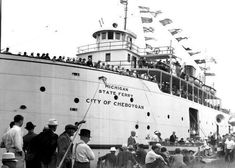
[[0, 0, 234, 166]]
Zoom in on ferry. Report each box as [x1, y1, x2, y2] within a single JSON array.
[[0, 0, 234, 166]]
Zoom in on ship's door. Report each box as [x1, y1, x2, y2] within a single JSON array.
[[189, 108, 199, 138], [132, 56, 137, 68]]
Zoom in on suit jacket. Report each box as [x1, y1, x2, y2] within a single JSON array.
[[32, 129, 58, 164], [57, 132, 73, 167]]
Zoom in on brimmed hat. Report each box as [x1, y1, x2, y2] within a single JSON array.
[[2, 152, 18, 162], [154, 130, 160, 134], [156, 143, 162, 148], [79, 129, 91, 137], [48, 119, 58, 126], [127, 145, 134, 150], [25, 122, 36, 130], [65, 124, 77, 131], [110, 147, 116, 151]]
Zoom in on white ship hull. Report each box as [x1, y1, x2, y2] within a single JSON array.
[[0, 53, 231, 141]]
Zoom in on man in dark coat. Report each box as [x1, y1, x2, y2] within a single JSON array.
[[170, 131, 177, 145], [98, 147, 117, 168], [56, 124, 77, 168], [23, 122, 37, 168], [27, 119, 58, 168], [127, 131, 136, 147]]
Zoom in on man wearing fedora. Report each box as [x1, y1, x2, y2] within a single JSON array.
[[73, 129, 95, 168], [1, 152, 18, 168], [23, 122, 37, 168], [57, 124, 77, 168]]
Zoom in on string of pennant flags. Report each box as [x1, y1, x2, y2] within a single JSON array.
[[138, 5, 203, 57], [138, 5, 217, 76]]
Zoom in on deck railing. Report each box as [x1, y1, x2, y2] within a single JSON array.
[[77, 41, 173, 56]]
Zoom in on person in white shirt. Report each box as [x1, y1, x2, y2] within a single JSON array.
[[224, 135, 235, 162], [73, 129, 95, 168], [145, 144, 166, 168], [3, 115, 24, 168]]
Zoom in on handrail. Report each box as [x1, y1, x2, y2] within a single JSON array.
[[77, 40, 173, 57]]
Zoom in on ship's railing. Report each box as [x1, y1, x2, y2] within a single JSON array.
[[77, 41, 173, 56], [132, 67, 222, 111]]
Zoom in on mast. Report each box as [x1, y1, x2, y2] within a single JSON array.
[[120, 0, 128, 30]]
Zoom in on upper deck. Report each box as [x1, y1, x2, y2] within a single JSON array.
[[0, 51, 230, 115]]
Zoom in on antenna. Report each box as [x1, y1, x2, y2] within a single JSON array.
[[120, 0, 128, 30]]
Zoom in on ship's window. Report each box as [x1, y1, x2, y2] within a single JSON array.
[[181, 117, 184, 121], [105, 53, 111, 62], [147, 125, 150, 130], [135, 124, 139, 129], [74, 98, 79, 103], [116, 33, 120, 40], [20, 105, 27, 110], [70, 108, 78, 111], [127, 54, 131, 62], [167, 115, 170, 119], [101, 33, 106, 39], [130, 97, 134, 102], [108, 32, 113, 40], [114, 95, 118, 100], [40, 86, 46, 92], [147, 112, 150, 116]]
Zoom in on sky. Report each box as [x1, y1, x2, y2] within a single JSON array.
[[1, 0, 235, 112]]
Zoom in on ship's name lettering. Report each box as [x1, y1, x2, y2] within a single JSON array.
[[113, 101, 144, 109], [105, 85, 128, 92], [85, 98, 144, 109], [99, 89, 133, 97]]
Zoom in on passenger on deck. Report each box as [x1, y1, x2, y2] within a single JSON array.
[[127, 131, 136, 146], [169, 132, 177, 145], [86, 58, 93, 67], [2, 47, 12, 54], [152, 131, 162, 143]]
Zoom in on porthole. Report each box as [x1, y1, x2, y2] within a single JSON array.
[[20, 105, 27, 110], [114, 95, 118, 100], [74, 98, 79, 103], [130, 97, 134, 102], [188, 129, 189, 133], [40, 86, 46, 92], [181, 117, 183, 121], [147, 125, 150, 130], [135, 124, 139, 129], [167, 115, 170, 119], [147, 112, 150, 117]]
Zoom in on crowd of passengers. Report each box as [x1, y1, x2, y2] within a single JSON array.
[[2, 48, 219, 109]]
